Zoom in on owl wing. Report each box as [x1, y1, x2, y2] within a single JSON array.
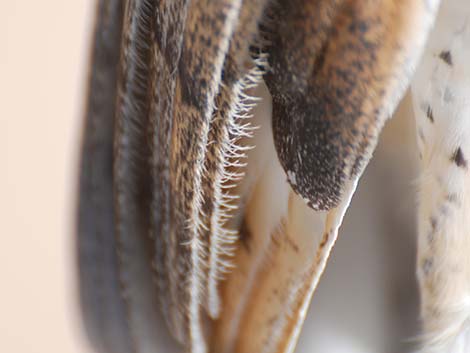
[[214, 1, 440, 352], [78, 1, 440, 353]]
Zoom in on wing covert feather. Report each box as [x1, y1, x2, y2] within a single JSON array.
[[264, 0, 440, 211]]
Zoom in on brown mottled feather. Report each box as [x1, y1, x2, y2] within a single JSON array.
[[148, 0, 189, 342], [264, 0, 437, 211], [169, 1, 242, 350]]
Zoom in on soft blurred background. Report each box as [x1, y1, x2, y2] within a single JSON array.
[[1, 2, 93, 353], [1, 1, 421, 353]]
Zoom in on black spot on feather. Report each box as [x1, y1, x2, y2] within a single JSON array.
[[426, 105, 434, 123], [452, 147, 468, 169], [439, 50, 452, 66]]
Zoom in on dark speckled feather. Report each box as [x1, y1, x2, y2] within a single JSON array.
[[147, 0, 189, 342], [264, 0, 438, 211], [169, 2, 242, 350]]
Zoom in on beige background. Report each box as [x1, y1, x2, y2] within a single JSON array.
[[1, 2, 93, 353], [1, 2, 420, 353]]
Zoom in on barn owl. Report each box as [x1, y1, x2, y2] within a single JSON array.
[[76, 1, 469, 353]]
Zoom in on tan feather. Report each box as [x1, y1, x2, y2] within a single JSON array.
[[78, 1, 441, 353]]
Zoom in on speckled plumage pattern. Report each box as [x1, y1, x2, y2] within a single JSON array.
[[411, 1, 470, 351], [148, 0, 189, 341], [264, 0, 439, 211]]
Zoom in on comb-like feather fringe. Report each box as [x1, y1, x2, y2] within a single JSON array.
[[205, 56, 269, 318], [176, 2, 243, 352], [197, 0, 271, 321]]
